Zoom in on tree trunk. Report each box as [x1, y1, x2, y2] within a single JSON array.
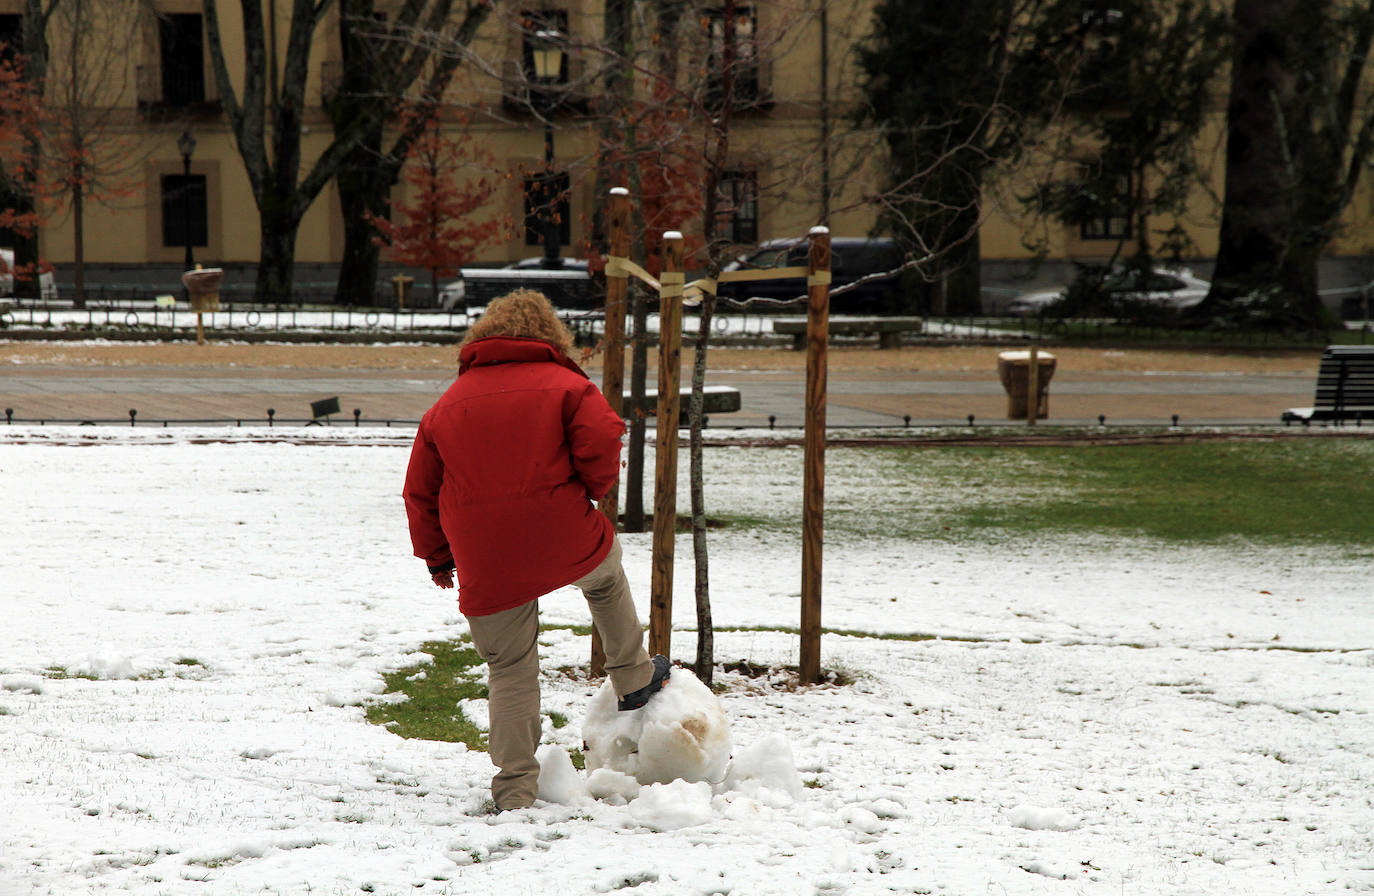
[[943, 223, 981, 316], [624, 285, 649, 532], [256, 204, 300, 305], [689, 295, 715, 685], [72, 179, 85, 308], [1205, 0, 1333, 330], [335, 142, 393, 307]]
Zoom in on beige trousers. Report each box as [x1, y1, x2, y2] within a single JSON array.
[[465, 538, 653, 810]]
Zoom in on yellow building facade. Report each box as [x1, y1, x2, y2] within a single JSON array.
[[3, 0, 1371, 301]]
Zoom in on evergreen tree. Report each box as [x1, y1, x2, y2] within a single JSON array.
[[856, 0, 1079, 315], [1027, 0, 1230, 318]]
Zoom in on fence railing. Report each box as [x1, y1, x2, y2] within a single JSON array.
[[3, 297, 1368, 346]]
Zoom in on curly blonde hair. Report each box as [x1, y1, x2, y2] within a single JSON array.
[[460, 289, 574, 356]]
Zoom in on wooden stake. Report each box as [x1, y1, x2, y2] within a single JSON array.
[[1027, 344, 1040, 426], [195, 312, 205, 345], [592, 187, 632, 676], [800, 227, 831, 684], [649, 232, 684, 659]]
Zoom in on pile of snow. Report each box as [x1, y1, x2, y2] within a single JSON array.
[[583, 667, 731, 786], [533, 667, 804, 829]]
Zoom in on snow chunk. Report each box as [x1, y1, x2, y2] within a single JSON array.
[[536, 745, 589, 805], [1007, 804, 1080, 832], [0, 674, 44, 694], [583, 667, 731, 786], [724, 733, 803, 805], [74, 651, 143, 680], [586, 768, 641, 804], [628, 780, 713, 831]]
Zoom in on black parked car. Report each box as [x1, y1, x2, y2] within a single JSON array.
[[714, 237, 908, 314]]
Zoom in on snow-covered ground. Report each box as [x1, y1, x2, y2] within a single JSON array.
[[1, 427, 1371, 895]]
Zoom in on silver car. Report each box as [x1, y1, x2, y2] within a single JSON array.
[[1008, 267, 1209, 317]]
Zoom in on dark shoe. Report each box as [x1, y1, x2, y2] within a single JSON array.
[[617, 655, 671, 711]]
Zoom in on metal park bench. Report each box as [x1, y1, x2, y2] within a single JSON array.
[[772, 316, 924, 350], [1282, 345, 1374, 425]]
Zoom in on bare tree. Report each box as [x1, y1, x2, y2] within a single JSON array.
[[201, 0, 493, 304], [43, 0, 147, 307]]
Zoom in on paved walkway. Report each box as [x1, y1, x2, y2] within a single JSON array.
[[0, 362, 1313, 427]]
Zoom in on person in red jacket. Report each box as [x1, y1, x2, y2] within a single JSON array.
[[403, 289, 669, 811]]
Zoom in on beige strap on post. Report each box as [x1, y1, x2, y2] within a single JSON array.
[[807, 271, 833, 287], [660, 271, 685, 298], [605, 255, 660, 290]]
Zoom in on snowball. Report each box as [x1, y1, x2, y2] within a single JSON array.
[[1007, 804, 1080, 832], [536, 745, 589, 805], [628, 780, 713, 830], [583, 667, 731, 786], [724, 733, 803, 805], [586, 768, 640, 804], [838, 806, 883, 834]]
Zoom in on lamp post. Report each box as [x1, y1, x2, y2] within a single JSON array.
[[531, 32, 565, 270], [176, 130, 196, 271]]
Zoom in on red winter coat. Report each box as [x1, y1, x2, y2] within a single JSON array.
[[403, 336, 625, 617]]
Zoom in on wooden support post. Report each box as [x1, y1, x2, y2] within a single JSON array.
[[649, 232, 684, 660], [1027, 344, 1040, 426], [800, 226, 830, 684], [195, 313, 205, 345], [592, 187, 632, 677]]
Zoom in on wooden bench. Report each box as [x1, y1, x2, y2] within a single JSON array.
[[623, 386, 742, 425], [1282, 345, 1374, 425], [772, 316, 924, 350]]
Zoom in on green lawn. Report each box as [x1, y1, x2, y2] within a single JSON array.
[[714, 436, 1374, 549]]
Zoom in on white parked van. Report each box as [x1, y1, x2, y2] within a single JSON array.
[[0, 248, 59, 300]]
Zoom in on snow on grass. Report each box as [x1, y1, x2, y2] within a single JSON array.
[[0, 427, 1371, 894]]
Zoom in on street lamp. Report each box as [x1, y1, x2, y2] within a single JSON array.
[[176, 130, 196, 271], [531, 31, 565, 269]]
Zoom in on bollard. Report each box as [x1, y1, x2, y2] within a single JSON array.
[[4, 408, 11, 425], [1172, 414, 1179, 427], [268, 408, 276, 427], [903, 414, 911, 427], [768, 415, 776, 430], [1098, 414, 1106, 426], [129, 409, 137, 427], [968, 414, 975, 427], [354, 408, 361, 427]]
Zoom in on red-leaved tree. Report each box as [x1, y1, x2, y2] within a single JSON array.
[[0, 48, 51, 295], [366, 108, 509, 305]]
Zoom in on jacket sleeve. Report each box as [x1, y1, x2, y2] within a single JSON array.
[[566, 381, 626, 502], [402, 421, 454, 568]]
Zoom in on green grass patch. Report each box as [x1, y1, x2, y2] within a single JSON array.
[[364, 639, 489, 750], [931, 439, 1374, 545], [805, 438, 1374, 547]]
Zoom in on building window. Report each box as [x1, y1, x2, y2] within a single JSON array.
[[159, 13, 205, 107], [523, 171, 570, 246], [717, 170, 758, 244], [1079, 207, 1131, 241], [708, 6, 759, 107], [161, 173, 207, 248], [1077, 167, 1130, 241], [0, 14, 21, 62]]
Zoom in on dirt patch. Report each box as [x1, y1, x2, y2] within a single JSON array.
[[0, 340, 1323, 376]]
